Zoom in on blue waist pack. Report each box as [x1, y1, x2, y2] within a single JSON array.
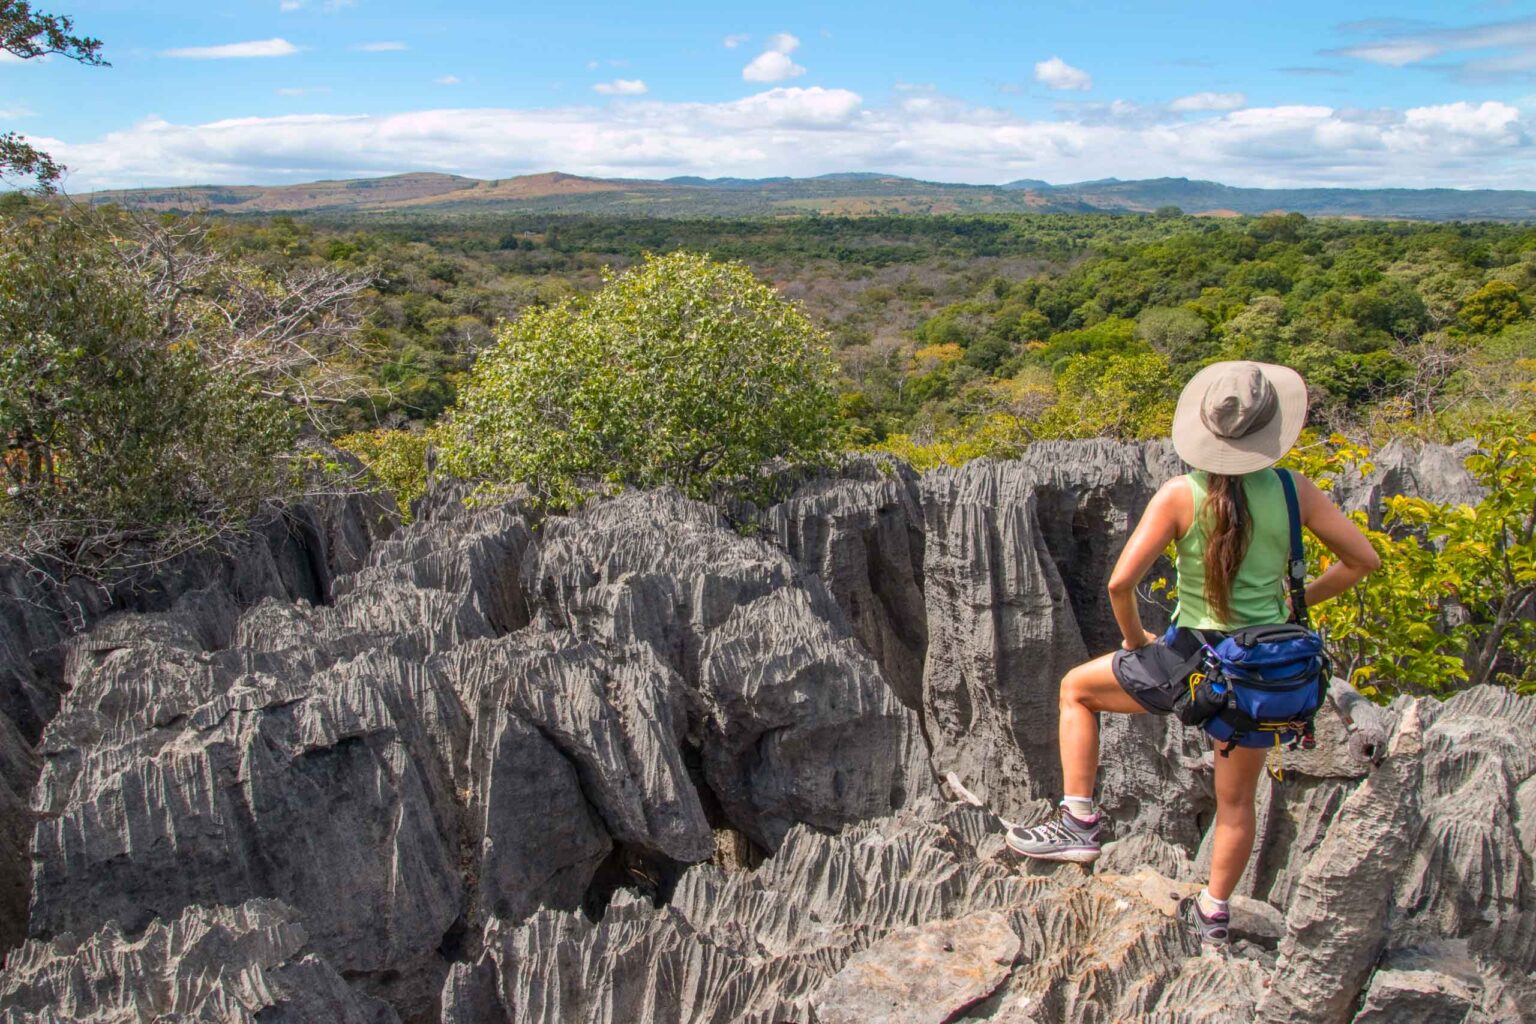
[[1199, 623, 1327, 749]]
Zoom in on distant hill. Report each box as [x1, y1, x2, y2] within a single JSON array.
[[76, 171, 1536, 221]]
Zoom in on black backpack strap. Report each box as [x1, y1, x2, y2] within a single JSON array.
[[1276, 468, 1309, 628]]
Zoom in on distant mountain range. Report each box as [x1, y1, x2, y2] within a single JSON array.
[[77, 171, 1536, 221]]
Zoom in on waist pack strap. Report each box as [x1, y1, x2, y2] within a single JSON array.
[[1277, 468, 1309, 629], [1230, 623, 1315, 647]]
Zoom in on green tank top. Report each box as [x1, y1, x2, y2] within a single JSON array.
[[1174, 469, 1290, 631]]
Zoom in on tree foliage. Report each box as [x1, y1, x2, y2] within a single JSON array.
[[0, 1, 107, 191], [443, 251, 838, 507], [1288, 435, 1536, 698], [0, 212, 296, 571], [335, 427, 437, 520]]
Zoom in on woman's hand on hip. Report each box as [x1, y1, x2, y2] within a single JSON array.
[[1120, 629, 1159, 651]]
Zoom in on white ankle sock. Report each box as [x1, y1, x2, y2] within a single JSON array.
[[1197, 888, 1229, 917], [1061, 795, 1096, 819]]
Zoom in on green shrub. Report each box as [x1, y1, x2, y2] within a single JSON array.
[[335, 428, 436, 520], [0, 214, 295, 571], [443, 251, 838, 507], [1289, 434, 1536, 698]]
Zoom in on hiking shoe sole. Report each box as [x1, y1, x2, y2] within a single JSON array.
[[1005, 830, 1102, 863]]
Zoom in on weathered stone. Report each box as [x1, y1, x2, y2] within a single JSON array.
[[2, 439, 1531, 1024], [812, 910, 1020, 1024], [760, 454, 929, 707], [1256, 701, 1426, 1023], [0, 899, 398, 1024], [1354, 968, 1477, 1024], [1148, 953, 1269, 1024]]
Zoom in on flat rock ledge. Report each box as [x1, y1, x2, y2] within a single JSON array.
[[812, 911, 1023, 1024]]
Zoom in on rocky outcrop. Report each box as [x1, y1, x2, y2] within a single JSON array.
[[915, 441, 1184, 821], [15, 486, 919, 1021], [812, 910, 1021, 1024], [439, 801, 1236, 1024], [0, 488, 396, 957], [760, 455, 928, 707], [3, 439, 1532, 1024], [0, 899, 398, 1023]]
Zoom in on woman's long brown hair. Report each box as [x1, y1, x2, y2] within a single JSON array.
[[1202, 473, 1252, 624]]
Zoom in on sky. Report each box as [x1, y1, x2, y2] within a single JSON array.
[[3, 1, 1536, 192]]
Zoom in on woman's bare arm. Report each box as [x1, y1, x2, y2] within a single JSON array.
[[1294, 471, 1381, 607], [1107, 477, 1191, 650]]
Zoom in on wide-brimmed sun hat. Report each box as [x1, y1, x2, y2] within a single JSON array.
[[1171, 361, 1308, 474]]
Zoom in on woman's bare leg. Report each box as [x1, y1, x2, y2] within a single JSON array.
[[1057, 652, 1148, 798], [1207, 744, 1268, 900]]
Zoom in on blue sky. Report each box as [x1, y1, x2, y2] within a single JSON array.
[[4, 1, 1535, 191]]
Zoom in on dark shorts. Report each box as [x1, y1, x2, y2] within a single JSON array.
[[1112, 626, 1226, 714]]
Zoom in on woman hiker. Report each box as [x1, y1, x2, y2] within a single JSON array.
[[1005, 360, 1381, 945]]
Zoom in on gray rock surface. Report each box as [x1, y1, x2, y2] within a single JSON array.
[[2, 439, 1533, 1024], [14, 485, 920, 1021], [0, 488, 396, 956], [1256, 701, 1426, 1023], [0, 899, 398, 1024], [916, 441, 1183, 822], [440, 802, 1249, 1024], [760, 454, 929, 707], [812, 910, 1020, 1024]]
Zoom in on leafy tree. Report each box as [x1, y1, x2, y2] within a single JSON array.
[[1459, 280, 1527, 335], [1135, 306, 1210, 362], [1035, 351, 1177, 440], [0, 213, 295, 572], [1, 2, 107, 191], [1290, 434, 1536, 698], [444, 251, 838, 507], [336, 427, 437, 521]]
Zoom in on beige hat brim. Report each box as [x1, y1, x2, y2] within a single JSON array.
[[1171, 361, 1308, 474]]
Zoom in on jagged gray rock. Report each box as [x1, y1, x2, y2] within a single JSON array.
[[760, 455, 929, 707], [4, 438, 1533, 1024], [915, 441, 1184, 825], [1256, 701, 1426, 1023], [0, 899, 398, 1024], [18, 485, 922, 1021], [1334, 438, 1486, 527], [0, 489, 396, 957], [812, 910, 1020, 1024], [439, 803, 1258, 1024]]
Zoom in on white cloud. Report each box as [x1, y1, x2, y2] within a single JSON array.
[[743, 33, 804, 82], [1339, 40, 1440, 66], [276, 87, 331, 96], [593, 78, 648, 95], [1331, 15, 1536, 79], [161, 38, 299, 60], [723, 33, 750, 49], [435, 75, 460, 86], [0, 105, 34, 118], [1034, 56, 1092, 91], [1401, 100, 1523, 141], [1171, 92, 1247, 112], [354, 42, 407, 52], [280, 0, 355, 10], [41, 91, 1536, 194]]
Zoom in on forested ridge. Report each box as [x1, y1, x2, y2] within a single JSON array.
[[64, 205, 1530, 438]]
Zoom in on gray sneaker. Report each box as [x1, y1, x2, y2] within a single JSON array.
[[1006, 808, 1103, 863], [1178, 895, 1231, 947]]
